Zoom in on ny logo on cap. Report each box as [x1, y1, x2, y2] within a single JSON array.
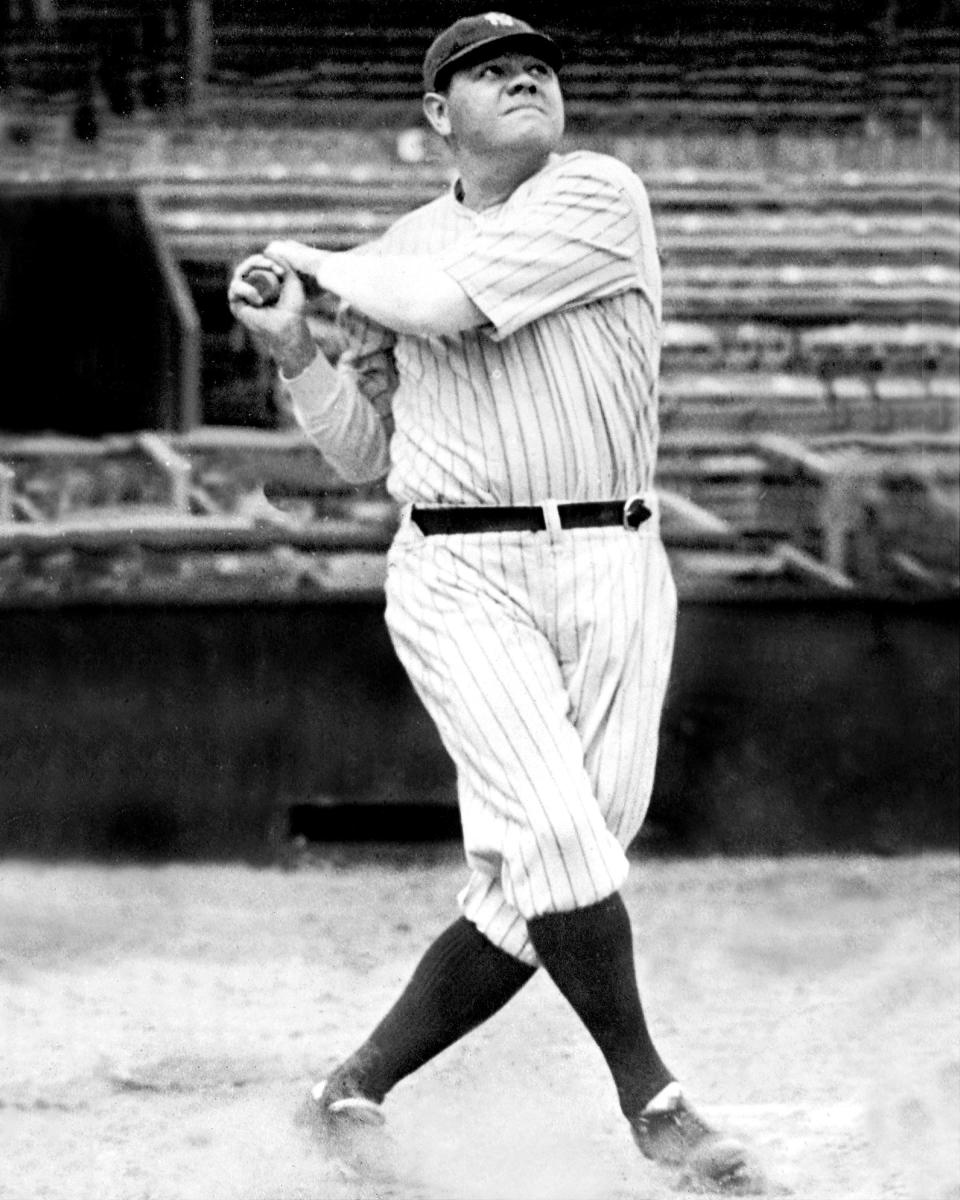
[[484, 12, 516, 25]]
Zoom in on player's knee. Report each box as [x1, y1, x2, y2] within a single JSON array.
[[521, 828, 630, 917]]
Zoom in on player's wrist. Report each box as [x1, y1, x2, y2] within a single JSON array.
[[274, 320, 319, 379]]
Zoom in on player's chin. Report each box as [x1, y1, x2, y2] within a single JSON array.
[[498, 113, 563, 153]]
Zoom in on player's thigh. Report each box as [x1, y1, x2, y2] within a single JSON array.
[[390, 556, 628, 913], [387, 540, 589, 818], [562, 533, 677, 843]]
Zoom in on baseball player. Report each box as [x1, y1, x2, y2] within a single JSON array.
[[228, 14, 765, 1194]]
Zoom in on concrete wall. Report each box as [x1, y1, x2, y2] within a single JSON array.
[[0, 599, 956, 859]]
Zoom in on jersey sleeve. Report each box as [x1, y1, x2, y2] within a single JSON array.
[[437, 156, 660, 341]]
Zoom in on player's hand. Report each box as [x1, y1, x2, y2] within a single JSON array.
[[228, 251, 306, 319], [228, 252, 317, 376], [262, 240, 327, 288]]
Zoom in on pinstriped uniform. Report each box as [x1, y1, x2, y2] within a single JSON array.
[[342, 151, 675, 965]]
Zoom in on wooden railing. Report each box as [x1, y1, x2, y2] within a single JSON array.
[[1, 430, 957, 605]]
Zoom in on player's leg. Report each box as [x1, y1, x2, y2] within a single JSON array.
[[384, 525, 677, 1113], [309, 528, 553, 1125], [527, 892, 672, 1116], [562, 530, 677, 852], [505, 528, 677, 1113], [316, 915, 535, 1113], [386, 527, 635, 922], [384, 527, 761, 1188], [530, 530, 763, 1190]]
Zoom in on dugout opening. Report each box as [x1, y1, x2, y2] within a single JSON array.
[[0, 183, 200, 435], [273, 802, 464, 869]]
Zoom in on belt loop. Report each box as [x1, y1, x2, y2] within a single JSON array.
[[541, 499, 562, 537]]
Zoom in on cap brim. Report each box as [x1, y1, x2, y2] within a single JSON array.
[[428, 32, 563, 92]]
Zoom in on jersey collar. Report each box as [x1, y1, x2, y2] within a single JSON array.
[[449, 152, 562, 214]]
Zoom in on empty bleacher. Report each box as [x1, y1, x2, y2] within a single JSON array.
[[4, 159, 948, 439], [0, 1, 188, 114], [184, 0, 959, 134], [2, 1, 958, 135], [126, 164, 959, 437]]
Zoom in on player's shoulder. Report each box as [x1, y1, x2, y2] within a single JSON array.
[[546, 150, 646, 190], [379, 189, 454, 248], [537, 151, 652, 211]]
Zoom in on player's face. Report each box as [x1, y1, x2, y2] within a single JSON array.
[[432, 53, 564, 159]]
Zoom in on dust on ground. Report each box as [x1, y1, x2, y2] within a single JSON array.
[[1, 851, 958, 1200]]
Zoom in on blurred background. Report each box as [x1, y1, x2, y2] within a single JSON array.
[[0, 0, 957, 862]]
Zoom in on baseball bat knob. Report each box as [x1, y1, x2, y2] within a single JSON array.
[[244, 267, 283, 304], [242, 267, 323, 305]]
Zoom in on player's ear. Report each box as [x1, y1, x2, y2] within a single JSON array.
[[423, 91, 451, 137]]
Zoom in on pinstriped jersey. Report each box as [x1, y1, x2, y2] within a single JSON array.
[[339, 150, 662, 505]]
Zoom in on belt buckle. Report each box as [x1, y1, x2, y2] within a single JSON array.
[[623, 495, 651, 530]]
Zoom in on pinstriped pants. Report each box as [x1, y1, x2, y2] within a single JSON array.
[[385, 511, 677, 966]]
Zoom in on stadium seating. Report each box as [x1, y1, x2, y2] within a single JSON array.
[[130, 166, 958, 434], [799, 323, 960, 376], [658, 430, 960, 593], [2, 3, 958, 135], [660, 374, 834, 437], [1, 137, 955, 436]]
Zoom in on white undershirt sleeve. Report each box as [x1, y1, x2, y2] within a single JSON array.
[[280, 351, 390, 484]]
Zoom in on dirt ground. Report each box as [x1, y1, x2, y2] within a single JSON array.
[[1, 851, 958, 1200]]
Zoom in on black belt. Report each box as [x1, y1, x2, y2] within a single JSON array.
[[411, 497, 652, 536]]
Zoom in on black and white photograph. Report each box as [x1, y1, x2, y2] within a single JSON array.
[[1, 3, 958, 1198]]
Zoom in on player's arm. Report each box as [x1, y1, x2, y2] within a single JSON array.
[[228, 258, 393, 483], [437, 157, 661, 341], [258, 241, 486, 338]]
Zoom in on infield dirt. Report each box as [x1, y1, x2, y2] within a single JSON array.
[[2, 852, 958, 1200]]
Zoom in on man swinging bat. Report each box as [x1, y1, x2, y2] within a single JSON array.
[[229, 13, 767, 1194]]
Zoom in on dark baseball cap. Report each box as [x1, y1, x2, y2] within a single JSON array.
[[423, 12, 562, 93]]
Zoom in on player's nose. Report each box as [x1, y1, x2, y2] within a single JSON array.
[[506, 69, 539, 94]]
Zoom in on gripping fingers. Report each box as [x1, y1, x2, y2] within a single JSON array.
[[262, 240, 325, 300], [244, 267, 322, 306], [229, 254, 288, 309], [230, 268, 322, 316]]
